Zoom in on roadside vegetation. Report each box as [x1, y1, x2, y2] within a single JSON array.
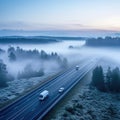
[[52, 85, 120, 120], [51, 65, 120, 120]]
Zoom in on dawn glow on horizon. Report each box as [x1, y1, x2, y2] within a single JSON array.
[[0, 0, 120, 31]]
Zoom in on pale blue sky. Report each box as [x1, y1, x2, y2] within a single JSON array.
[[0, 0, 120, 31]]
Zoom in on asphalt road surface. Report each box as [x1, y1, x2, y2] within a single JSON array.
[[0, 58, 98, 120]]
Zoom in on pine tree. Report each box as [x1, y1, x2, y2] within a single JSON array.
[[0, 60, 8, 87], [8, 52, 16, 61], [111, 67, 120, 92], [106, 67, 112, 91], [92, 66, 105, 91]]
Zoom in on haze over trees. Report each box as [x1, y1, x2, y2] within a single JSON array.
[[0, 46, 68, 88], [0, 60, 14, 88], [0, 48, 5, 54], [86, 37, 120, 47], [17, 64, 44, 79], [7, 46, 68, 68]]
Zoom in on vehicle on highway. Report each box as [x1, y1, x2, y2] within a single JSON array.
[[58, 87, 64, 93], [76, 65, 79, 70], [39, 90, 49, 100]]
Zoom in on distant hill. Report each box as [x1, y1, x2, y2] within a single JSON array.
[[86, 37, 120, 47], [37, 36, 86, 40], [0, 36, 86, 44], [0, 29, 116, 38], [115, 33, 120, 36], [0, 36, 58, 44]]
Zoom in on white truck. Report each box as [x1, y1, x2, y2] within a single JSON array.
[[39, 90, 49, 100], [76, 65, 79, 70]]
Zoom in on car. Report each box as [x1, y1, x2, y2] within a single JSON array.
[[58, 87, 64, 93]]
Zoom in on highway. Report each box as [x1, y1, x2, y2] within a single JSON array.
[[0, 58, 98, 120]]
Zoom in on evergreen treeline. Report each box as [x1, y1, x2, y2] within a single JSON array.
[[0, 36, 85, 44], [0, 37, 58, 44], [91, 66, 120, 92], [86, 37, 120, 47]]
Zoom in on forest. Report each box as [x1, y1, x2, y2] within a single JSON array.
[[86, 37, 120, 47], [0, 46, 68, 88], [0, 36, 58, 44], [92, 66, 120, 92]]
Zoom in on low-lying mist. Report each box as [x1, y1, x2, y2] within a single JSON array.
[[0, 49, 67, 79], [0, 40, 120, 82], [0, 41, 85, 79], [80, 47, 120, 63]]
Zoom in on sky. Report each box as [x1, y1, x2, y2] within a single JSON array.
[[0, 0, 120, 31]]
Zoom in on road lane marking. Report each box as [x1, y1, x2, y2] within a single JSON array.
[[7, 101, 37, 120]]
